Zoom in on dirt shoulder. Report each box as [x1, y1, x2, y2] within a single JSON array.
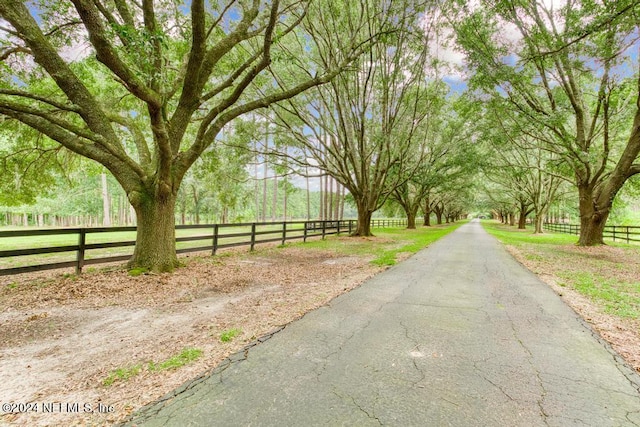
[[0, 242, 383, 426]]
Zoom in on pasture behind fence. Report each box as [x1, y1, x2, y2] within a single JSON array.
[[543, 222, 640, 244], [0, 219, 408, 277]]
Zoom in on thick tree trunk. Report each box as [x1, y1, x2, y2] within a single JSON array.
[[128, 193, 179, 272], [434, 203, 444, 225], [353, 203, 373, 236], [407, 211, 417, 229], [518, 214, 526, 229], [517, 200, 528, 229], [534, 215, 544, 234], [423, 196, 431, 226], [577, 186, 609, 245], [578, 214, 608, 245]]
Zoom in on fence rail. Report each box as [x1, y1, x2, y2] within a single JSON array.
[[543, 222, 640, 244], [0, 219, 408, 277]]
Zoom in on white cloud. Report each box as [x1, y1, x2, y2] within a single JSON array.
[[59, 41, 92, 62]]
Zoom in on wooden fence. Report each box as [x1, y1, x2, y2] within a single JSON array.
[[0, 219, 408, 277], [543, 222, 640, 244]]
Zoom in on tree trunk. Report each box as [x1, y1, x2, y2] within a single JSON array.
[[406, 208, 417, 229], [128, 193, 179, 272], [423, 196, 431, 226], [192, 185, 200, 225], [101, 173, 112, 227], [577, 186, 608, 245], [324, 173, 330, 220], [517, 213, 526, 229], [319, 174, 324, 220], [283, 179, 288, 221], [262, 161, 268, 222], [129, 204, 136, 225], [222, 206, 229, 224], [353, 201, 373, 236], [328, 177, 334, 221], [340, 185, 346, 220], [579, 214, 608, 245], [272, 175, 278, 221], [180, 197, 186, 225], [534, 215, 544, 234], [305, 166, 311, 220]]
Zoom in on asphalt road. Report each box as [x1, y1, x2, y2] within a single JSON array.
[[124, 220, 640, 426]]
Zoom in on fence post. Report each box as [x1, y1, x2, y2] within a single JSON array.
[[349, 220, 353, 234], [303, 222, 308, 243], [76, 229, 86, 275], [627, 226, 630, 244], [337, 220, 341, 235], [281, 221, 287, 246], [212, 224, 219, 255], [250, 223, 256, 251], [612, 226, 616, 242], [322, 220, 326, 240]]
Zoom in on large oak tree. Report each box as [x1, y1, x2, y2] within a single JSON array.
[[0, 0, 372, 271]]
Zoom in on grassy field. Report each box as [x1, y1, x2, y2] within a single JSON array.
[[483, 220, 640, 320], [297, 221, 466, 266]]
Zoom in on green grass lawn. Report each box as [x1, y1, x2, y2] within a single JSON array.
[[482, 221, 578, 246], [298, 221, 467, 266]]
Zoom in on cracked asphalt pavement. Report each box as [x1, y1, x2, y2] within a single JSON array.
[[124, 220, 640, 426]]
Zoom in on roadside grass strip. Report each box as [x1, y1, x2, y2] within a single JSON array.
[[557, 272, 640, 319], [298, 221, 467, 266], [103, 348, 203, 387]]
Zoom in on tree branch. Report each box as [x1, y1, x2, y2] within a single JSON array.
[[70, 0, 161, 107]]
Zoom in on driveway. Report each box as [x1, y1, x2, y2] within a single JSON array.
[[124, 220, 640, 426]]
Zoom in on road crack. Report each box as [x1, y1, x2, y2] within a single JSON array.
[[332, 390, 382, 425]]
